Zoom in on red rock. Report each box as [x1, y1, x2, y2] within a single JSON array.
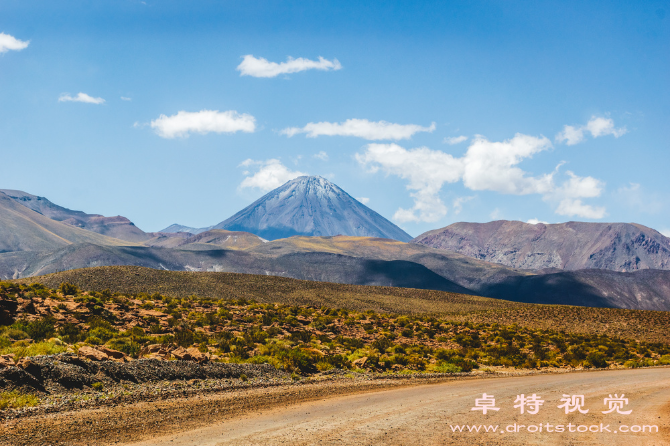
[[78, 346, 109, 361], [96, 347, 129, 361]]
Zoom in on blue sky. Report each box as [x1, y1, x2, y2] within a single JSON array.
[[1, 0, 668, 236]]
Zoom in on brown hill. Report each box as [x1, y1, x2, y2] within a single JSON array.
[[0, 192, 139, 254], [0, 189, 150, 243], [412, 220, 670, 272], [15, 265, 670, 343]]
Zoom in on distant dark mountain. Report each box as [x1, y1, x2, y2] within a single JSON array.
[[2, 236, 670, 310], [162, 176, 412, 242], [0, 191, 137, 255], [412, 220, 670, 272], [0, 243, 469, 294], [0, 189, 150, 243]]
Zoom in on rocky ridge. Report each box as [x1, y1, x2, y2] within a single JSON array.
[[413, 220, 670, 272]]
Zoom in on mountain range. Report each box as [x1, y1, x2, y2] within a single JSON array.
[[2, 178, 670, 311], [0, 189, 150, 243], [412, 220, 670, 272]]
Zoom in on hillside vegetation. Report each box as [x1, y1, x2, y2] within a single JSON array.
[[15, 266, 670, 344], [1, 278, 669, 377]]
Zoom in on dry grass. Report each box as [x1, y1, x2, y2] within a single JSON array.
[[0, 391, 40, 410]]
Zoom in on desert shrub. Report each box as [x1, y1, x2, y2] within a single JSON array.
[[92, 382, 104, 391], [246, 355, 275, 366], [433, 362, 461, 373], [58, 323, 86, 344], [3, 328, 29, 341], [86, 336, 104, 345], [0, 391, 39, 410], [289, 331, 312, 343], [449, 357, 478, 372], [1, 341, 66, 359], [585, 352, 608, 368], [371, 336, 393, 353], [58, 283, 80, 296], [316, 361, 334, 371], [88, 327, 115, 342], [453, 334, 481, 348], [12, 317, 56, 342], [174, 327, 195, 347], [107, 338, 140, 358], [406, 356, 427, 370], [434, 348, 459, 361], [659, 355, 670, 365], [336, 336, 364, 350]]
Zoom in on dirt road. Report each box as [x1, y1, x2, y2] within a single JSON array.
[[132, 368, 670, 446]]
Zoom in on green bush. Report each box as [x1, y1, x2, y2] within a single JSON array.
[[0, 341, 66, 360], [433, 362, 462, 373], [92, 382, 104, 391], [0, 391, 40, 410], [107, 338, 140, 358], [11, 317, 56, 342], [58, 323, 86, 344], [585, 351, 608, 368], [58, 283, 80, 296], [88, 327, 115, 342], [86, 336, 104, 345], [3, 329, 29, 341]]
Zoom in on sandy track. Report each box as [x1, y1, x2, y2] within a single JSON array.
[[131, 368, 670, 446]]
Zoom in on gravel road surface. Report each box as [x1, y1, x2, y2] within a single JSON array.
[[131, 368, 670, 446]]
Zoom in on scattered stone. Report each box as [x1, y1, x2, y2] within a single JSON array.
[[77, 346, 109, 361], [0, 355, 15, 368], [96, 347, 129, 362]]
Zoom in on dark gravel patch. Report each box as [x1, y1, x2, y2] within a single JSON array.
[[0, 354, 283, 393]]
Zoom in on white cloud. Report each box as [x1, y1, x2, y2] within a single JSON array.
[[490, 208, 503, 220], [444, 135, 468, 145], [586, 116, 627, 138], [555, 125, 584, 145], [0, 33, 29, 53], [281, 119, 436, 141], [313, 151, 329, 161], [238, 159, 306, 192], [356, 143, 462, 222], [660, 229, 670, 238], [150, 110, 256, 138], [616, 182, 664, 214], [452, 196, 475, 215], [527, 218, 549, 225], [237, 55, 342, 78], [120, 96, 132, 101], [58, 92, 105, 104], [556, 116, 627, 145], [356, 197, 370, 205], [357, 133, 606, 223], [462, 134, 554, 195], [546, 171, 606, 218], [555, 198, 606, 219]]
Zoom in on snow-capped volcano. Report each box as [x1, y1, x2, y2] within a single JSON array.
[[211, 176, 412, 241]]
